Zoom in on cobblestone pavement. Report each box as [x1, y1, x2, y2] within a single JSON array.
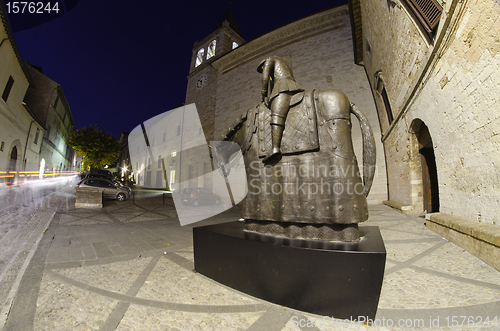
[[2, 187, 500, 330]]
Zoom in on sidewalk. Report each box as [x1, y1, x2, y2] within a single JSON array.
[[2, 186, 500, 330]]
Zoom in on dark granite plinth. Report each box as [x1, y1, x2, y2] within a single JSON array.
[[193, 222, 386, 320]]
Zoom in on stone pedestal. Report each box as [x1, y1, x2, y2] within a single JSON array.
[[75, 187, 104, 208], [193, 222, 386, 320]]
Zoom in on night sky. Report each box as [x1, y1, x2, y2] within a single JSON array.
[[9, 0, 346, 138]]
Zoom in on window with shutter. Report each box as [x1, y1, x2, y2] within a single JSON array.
[[403, 0, 443, 33]]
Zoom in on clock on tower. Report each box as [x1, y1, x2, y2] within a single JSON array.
[[196, 75, 207, 89]]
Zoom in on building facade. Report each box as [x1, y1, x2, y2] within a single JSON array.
[[351, 0, 500, 225], [0, 2, 75, 184], [0, 4, 44, 184], [24, 64, 76, 174]]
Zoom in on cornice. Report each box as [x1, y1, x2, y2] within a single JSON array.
[[212, 6, 350, 73]]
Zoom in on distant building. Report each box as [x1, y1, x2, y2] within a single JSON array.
[[24, 63, 76, 173], [127, 104, 209, 191], [117, 132, 132, 181]]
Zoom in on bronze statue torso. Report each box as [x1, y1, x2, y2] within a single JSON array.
[[260, 56, 304, 101]]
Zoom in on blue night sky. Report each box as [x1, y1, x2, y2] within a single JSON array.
[[8, 0, 346, 138]]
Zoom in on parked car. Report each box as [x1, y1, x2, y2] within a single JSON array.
[[79, 171, 90, 180], [84, 173, 114, 181], [77, 178, 131, 201], [96, 169, 113, 177], [181, 188, 221, 207]]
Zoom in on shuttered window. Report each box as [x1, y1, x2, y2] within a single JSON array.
[[404, 0, 443, 33], [2, 76, 14, 102]]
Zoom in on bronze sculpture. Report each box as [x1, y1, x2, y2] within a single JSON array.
[[196, 57, 385, 319], [213, 56, 376, 242]]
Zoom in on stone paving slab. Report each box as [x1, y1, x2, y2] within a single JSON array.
[[2, 187, 500, 330]]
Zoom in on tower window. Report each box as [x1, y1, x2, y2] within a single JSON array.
[[195, 48, 205, 67], [232, 42, 238, 49], [207, 40, 216, 59], [2, 76, 14, 102]]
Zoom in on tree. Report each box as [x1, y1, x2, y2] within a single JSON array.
[[69, 125, 120, 171]]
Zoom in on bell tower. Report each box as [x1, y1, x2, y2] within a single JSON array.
[[185, 7, 245, 141]]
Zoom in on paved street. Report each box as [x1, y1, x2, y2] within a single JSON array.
[[0, 176, 78, 216], [1, 186, 500, 330]]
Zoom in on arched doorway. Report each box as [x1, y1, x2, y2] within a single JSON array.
[[411, 120, 439, 213], [9, 146, 17, 173], [8, 146, 18, 185]]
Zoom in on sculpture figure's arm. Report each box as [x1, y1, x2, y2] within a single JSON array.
[[261, 58, 273, 105]]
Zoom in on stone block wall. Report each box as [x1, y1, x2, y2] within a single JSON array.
[[409, 0, 500, 224], [359, 0, 500, 224]]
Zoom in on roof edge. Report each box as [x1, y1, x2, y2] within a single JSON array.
[[0, 2, 36, 87]]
